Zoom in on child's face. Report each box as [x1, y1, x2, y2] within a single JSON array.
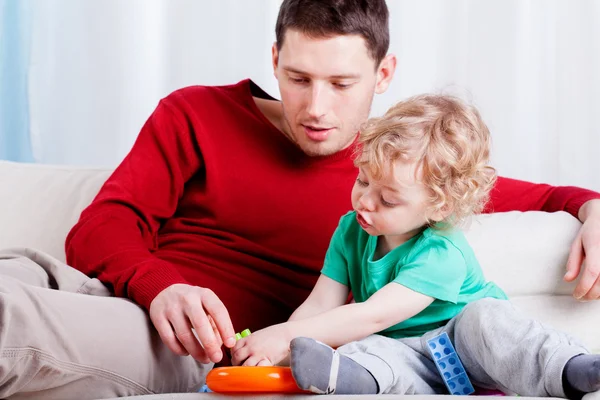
[[351, 160, 435, 246]]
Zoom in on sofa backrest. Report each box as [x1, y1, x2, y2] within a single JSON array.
[[0, 160, 584, 292], [1, 160, 599, 350], [0, 160, 111, 261]]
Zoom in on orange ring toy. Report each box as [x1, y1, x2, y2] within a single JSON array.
[[206, 366, 310, 394]]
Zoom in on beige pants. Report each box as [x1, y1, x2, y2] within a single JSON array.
[[0, 248, 211, 399]]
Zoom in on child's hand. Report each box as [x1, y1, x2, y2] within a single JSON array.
[[231, 323, 292, 366]]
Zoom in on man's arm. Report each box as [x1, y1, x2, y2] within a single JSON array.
[[486, 176, 600, 217], [66, 97, 197, 306], [565, 199, 600, 300], [66, 90, 235, 362], [488, 177, 600, 301]]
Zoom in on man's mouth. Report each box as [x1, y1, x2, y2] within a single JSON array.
[[302, 124, 333, 142]]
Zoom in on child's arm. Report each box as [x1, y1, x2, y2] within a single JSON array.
[[288, 275, 349, 322], [285, 281, 433, 348], [231, 282, 433, 366]]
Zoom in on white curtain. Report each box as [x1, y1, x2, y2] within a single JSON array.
[[29, 0, 600, 191]]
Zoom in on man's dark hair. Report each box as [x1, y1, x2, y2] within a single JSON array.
[[275, 0, 390, 67]]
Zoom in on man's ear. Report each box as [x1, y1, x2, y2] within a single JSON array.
[[375, 54, 397, 94], [272, 43, 280, 79]]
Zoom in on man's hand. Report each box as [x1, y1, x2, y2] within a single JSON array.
[[231, 324, 292, 367], [149, 284, 236, 363], [565, 199, 600, 300]]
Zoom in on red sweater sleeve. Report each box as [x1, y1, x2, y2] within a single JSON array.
[[66, 98, 202, 310], [485, 176, 600, 217]]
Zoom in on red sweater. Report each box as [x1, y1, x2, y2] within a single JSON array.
[[66, 79, 600, 334]]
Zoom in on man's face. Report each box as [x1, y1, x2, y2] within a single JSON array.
[[273, 30, 395, 157]]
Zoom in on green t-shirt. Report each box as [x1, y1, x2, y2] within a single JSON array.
[[321, 211, 507, 339]]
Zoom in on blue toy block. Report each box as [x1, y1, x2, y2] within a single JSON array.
[[199, 384, 212, 393], [427, 332, 474, 395]]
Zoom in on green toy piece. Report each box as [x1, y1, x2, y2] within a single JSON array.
[[234, 329, 251, 341]]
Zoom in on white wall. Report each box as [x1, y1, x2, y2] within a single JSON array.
[[29, 0, 600, 190]]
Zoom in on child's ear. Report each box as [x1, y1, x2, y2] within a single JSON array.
[[430, 205, 453, 223]]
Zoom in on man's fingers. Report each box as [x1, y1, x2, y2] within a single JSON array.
[[581, 273, 600, 301], [169, 311, 210, 363], [565, 233, 583, 282], [186, 300, 222, 363], [579, 257, 600, 300], [581, 242, 600, 300], [573, 260, 600, 300], [208, 316, 224, 347], [151, 313, 189, 356], [203, 290, 236, 348], [256, 358, 273, 366], [149, 284, 235, 363]]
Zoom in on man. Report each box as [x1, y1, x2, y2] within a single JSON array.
[[0, 0, 598, 398]]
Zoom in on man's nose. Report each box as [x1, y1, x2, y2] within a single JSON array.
[[306, 83, 329, 120]]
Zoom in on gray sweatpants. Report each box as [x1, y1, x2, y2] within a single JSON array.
[[0, 248, 212, 399], [339, 298, 588, 397]]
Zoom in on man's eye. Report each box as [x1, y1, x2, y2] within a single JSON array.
[[334, 83, 352, 89]]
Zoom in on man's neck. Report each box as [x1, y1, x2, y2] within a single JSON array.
[[253, 96, 298, 143]]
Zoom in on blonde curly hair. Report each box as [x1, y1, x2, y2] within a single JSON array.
[[355, 94, 497, 227]]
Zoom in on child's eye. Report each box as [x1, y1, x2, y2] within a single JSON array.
[[356, 178, 368, 187], [381, 198, 397, 207]]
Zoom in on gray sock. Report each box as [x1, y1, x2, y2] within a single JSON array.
[[290, 337, 378, 394], [563, 354, 600, 399]]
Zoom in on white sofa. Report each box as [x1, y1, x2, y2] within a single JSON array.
[[0, 159, 599, 400]]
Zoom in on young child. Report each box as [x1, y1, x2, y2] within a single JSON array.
[[230, 95, 600, 399]]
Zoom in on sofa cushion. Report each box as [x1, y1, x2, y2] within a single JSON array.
[[463, 212, 600, 351], [0, 160, 111, 262], [463, 211, 581, 298]]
